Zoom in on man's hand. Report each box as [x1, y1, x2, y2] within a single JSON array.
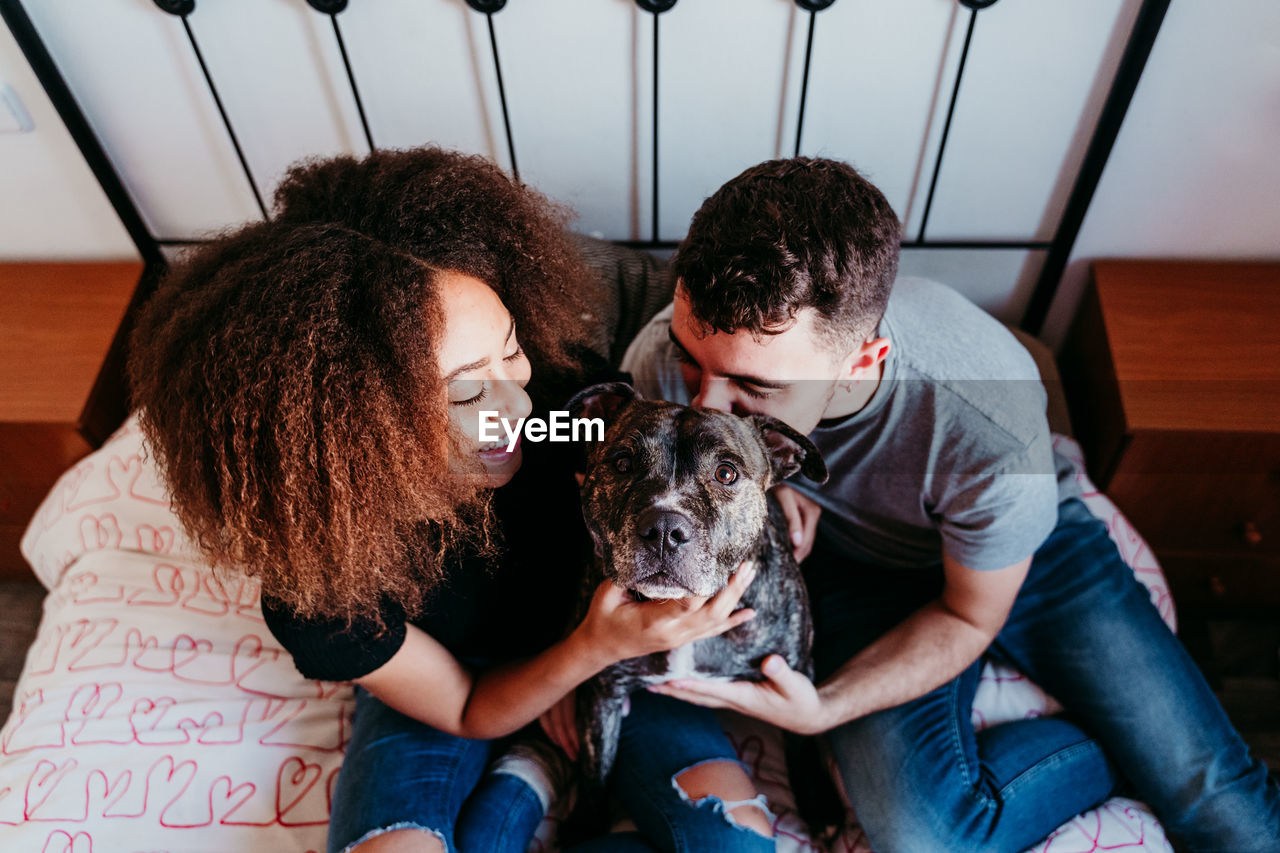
[[773, 484, 821, 562], [646, 654, 830, 735]]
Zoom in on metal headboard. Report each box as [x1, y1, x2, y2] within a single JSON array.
[[0, 0, 1171, 445]]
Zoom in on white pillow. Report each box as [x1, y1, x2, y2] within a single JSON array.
[[4, 419, 1173, 852], [5, 417, 350, 852]]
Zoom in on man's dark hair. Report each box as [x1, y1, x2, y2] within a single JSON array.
[[673, 157, 900, 349]]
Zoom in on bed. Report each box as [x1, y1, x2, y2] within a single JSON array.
[[0, 240, 1177, 853]]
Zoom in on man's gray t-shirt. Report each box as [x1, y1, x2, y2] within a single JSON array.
[[621, 276, 1080, 572]]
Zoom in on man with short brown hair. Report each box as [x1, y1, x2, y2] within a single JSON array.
[[627, 156, 1280, 852]]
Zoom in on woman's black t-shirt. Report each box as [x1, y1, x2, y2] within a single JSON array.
[[260, 439, 589, 682]]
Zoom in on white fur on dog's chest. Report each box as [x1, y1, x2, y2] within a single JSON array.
[[643, 642, 732, 685]]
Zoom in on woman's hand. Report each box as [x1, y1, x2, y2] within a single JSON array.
[[773, 484, 821, 562], [575, 562, 758, 666]]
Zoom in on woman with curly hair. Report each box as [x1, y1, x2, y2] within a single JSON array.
[[127, 148, 758, 853]]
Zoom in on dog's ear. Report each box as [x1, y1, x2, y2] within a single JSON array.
[[565, 382, 642, 428], [748, 415, 828, 485]]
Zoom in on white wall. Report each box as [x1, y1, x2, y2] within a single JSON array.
[[0, 14, 134, 260], [2, 0, 1278, 335], [1040, 0, 1280, 349]]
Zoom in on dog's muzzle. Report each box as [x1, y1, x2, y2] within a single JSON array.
[[625, 506, 711, 598], [635, 507, 692, 556]]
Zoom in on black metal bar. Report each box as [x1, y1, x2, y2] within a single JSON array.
[[793, 10, 817, 157], [635, 1, 674, 241], [486, 13, 519, 181], [651, 10, 660, 242], [180, 15, 269, 218], [906, 239, 1051, 250], [616, 238, 1050, 252], [164, 234, 1050, 252], [917, 6, 977, 243], [1020, 0, 1171, 335], [1, 0, 172, 443], [616, 239, 681, 251], [0, 0, 164, 266], [329, 13, 375, 152]]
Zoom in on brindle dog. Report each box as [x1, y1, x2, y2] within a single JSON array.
[[565, 381, 828, 790]]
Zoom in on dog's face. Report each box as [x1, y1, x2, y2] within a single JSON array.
[[569, 383, 827, 600]]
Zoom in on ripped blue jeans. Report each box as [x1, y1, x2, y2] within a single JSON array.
[[327, 686, 545, 853], [566, 690, 775, 853], [329, 688, 770, 853]]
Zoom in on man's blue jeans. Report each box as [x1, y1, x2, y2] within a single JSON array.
[[806, 497, 1280, 853]]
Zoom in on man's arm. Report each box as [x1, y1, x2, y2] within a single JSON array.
[[647, 551, 1031, 735], [812, 552, 1030, 728]]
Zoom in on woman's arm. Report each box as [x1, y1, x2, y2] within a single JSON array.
[[357, 567, 757, 739]]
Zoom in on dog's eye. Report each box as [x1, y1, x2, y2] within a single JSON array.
[[714, 463, 738, 485], [613, 453, 633, 474]]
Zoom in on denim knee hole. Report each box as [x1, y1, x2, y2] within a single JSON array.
[[338, 823, 447, 853], [671, 759, 775, 838]]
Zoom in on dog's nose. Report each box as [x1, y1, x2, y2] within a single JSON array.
[[636, 508, 692, 553]]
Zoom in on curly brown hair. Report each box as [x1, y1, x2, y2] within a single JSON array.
[[128, 147, 598, 625]]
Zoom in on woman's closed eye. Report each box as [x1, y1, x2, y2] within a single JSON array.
[[450, 341, 523, 407], [450, 382, 488, 407]]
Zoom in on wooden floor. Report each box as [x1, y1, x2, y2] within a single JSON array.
[[1, 577, 1277, 774], [1204, 618, 1280, 771], [0, 579, 46, 717]]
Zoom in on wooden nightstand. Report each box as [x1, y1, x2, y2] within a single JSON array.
[[1060, 260, 1280, 617], [0, 262, 140, 580]]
